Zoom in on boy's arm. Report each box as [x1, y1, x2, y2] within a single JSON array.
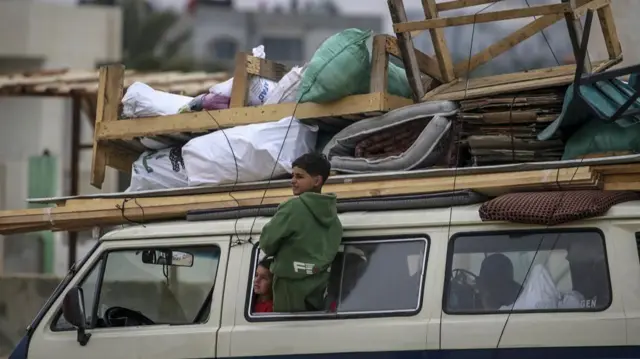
[[259, 200, 296, 256]]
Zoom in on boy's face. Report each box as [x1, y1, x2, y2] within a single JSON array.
[[291, 167, 322, 195]]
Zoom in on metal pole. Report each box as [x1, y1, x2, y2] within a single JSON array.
[[68, 96, 81, 269]]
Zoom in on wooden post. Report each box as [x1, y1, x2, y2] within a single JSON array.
[[91, 64, 125, 189], [370, 35, 390, 94], [564, 0, 592, 72], [229, 52, 250, 108], [388, 0, 425, 102], [422, 0, 455, 82], [596, 3, 622, 60]]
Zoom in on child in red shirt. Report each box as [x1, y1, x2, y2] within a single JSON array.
[[252, 257, 274, 313]]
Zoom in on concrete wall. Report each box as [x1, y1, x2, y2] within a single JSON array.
[[0, 276, 61, 356], [0, 1, 122, 276]]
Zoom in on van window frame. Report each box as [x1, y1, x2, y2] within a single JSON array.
[[442, 227, 612, 315], [49, 243, 221, 332], [244, 234, 430, 322]]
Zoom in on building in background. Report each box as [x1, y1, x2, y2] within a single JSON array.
[[0, 0, 122, 276], [186, 0, 382, 69]]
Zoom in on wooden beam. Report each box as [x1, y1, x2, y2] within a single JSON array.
[[229, 52, 250, 108], [422, 0, 455, 82], [388, 0, 425, 102], [96, 93, 412, 139], [425, 58, 619, 101], [572, 0, 609, 18], [245, 56, 290, 82], [91, 64, 124, 189], [436, 0, 500, 12], [597, 3, 622, 60], [453, 11, 566, 77], [393, 3, 571, 32], [384, 35, 444, 82], [370, 35, 390, 94]]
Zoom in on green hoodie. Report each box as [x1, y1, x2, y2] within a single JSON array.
[[259, 192, 343, 311]]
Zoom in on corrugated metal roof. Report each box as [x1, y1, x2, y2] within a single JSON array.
[[0, 68, 230, 97]]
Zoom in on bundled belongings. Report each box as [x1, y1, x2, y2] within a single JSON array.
[[323, 101, 458, 173], [458, 87, 567, 166]]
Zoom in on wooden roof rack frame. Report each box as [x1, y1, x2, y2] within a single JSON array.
[[387, 0, 623, 101], [90, 35, 413, 189]]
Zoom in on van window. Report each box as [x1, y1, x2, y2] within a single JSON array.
[[247, 237, 428, 319], [53, 245, 220, 330], [445, 230, 610, 314]]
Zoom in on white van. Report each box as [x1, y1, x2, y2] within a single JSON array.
[[9, 201, 640, 359]]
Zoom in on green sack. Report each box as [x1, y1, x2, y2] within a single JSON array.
[[562, 119, 640, 160], [299, 28, 372, 103], [386, 62, 412, 98]]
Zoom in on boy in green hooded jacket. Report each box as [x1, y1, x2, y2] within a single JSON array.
[[259, 153, 342, 312]]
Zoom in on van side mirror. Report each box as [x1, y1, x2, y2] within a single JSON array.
[[62, 287, 91, 346]]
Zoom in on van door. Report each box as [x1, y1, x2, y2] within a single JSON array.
[[609, 221, 640, 346], [26, 236, 229, 359], [440, 226, 626, 355], [225, 231, 440, 357]]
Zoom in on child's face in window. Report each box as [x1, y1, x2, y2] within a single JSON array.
[[253, 264, 273, 296], [291, 167, 321, 195]]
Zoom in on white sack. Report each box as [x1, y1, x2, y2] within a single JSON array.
[[183, 117, 318, 186], [122, 82, 193, 118], [500, 264, 560, 311], [121, 82, 194, 150], [208, 45, 277, 106], [264, 66, 305, 105], [126, 147, 188, 192]]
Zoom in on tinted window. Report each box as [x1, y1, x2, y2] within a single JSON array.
[[445, 230, 610, 314], [337, 240, 426, 312], [248, 237, 428, 318], [53, 245, 220, 330]]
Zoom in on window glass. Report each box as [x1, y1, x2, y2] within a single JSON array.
[[54, 258, 103, 330], [446, 231, 610, 314], [54, 246, 220, 330], [248, 238, 428, 317], [208, 38, 237, 61], [261, 37, 303, 62]]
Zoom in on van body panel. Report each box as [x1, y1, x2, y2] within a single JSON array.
[[13, 203, 640, 358], [27, 237, 230, 359]]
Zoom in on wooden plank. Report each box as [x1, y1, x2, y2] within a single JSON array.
[[453, 12, 566, 77], [388, 0, 425, 102], [91, 65, 124, 189], [245, 56, 290, 82], [572, 0, 609, 18], [384, 35, 444, 82], [393, 3, 571, 32], [96, 93, 412, 139], [0, 167, 601, 233], [425, 58, 619, 101], [597, 3, 622, 60], [422, 0, 455, 82], [436, 0, 500, 12], [229, 52, 250, 108], [370, 35, 390, 93]]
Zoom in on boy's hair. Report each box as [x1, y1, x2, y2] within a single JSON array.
[[258, 256, 273, 271], [292, 152, 331, 186]]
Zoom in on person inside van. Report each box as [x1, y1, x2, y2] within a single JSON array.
[[252, 257, 274, 313], [259, 153, 343, 313], [477, 253, 522, 310]]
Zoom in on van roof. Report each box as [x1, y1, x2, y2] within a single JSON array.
[[100, 200, 640, 241]]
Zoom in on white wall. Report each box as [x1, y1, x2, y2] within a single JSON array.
[[0, 0, 122, 276]]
